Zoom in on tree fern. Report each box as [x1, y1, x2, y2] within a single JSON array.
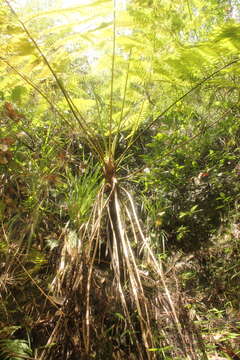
[[1, 0, 240, 359]]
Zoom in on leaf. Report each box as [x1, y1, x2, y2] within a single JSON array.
[[0, 151, 12, 164], [114, 312, 125, 321], [4, 102, 24, 121], [148, 346, 172, 352], [1, 137, 15, 146], [179, 211, 187, 219], [14, 37, 36, 56], [190, 204, 199, 212], [0, 339, 32, 360], [0, 327, 21, 338], [6, 25, 22, 35], [11, 86, 27, 103]]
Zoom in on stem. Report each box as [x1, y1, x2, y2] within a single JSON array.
[[109, 0, 116, 155]]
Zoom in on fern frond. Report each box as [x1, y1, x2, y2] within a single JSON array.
[[0, 339, 33, 360]]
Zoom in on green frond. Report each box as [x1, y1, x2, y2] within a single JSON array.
[[0, 339, 32, 360]]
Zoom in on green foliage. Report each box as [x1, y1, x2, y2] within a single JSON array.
[[64, 163, 101, 226], [141, 79, 240, 249], [0, 339, 32, 360]]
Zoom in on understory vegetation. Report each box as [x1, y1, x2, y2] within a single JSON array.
[[0, 0, 240, 359]]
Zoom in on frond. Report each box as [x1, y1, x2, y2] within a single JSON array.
[[0, 339, 32, 360]]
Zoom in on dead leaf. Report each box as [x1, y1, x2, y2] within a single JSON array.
[[4, 102, 25, 121]]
